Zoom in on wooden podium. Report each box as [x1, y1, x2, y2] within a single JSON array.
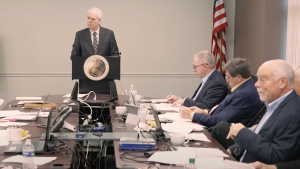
[[72, 55, 120, 94]]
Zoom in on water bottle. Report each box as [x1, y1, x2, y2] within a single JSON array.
[[138, 104, 147, 124], [128, 84, 137, 105], [22, 139, 35, 169], [185, 158, 197, 169]]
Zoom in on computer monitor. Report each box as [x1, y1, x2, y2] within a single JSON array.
[[109, 81, 118, 101], [70, 81, 79, 101]]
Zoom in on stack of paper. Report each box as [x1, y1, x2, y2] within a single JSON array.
[[3, 155, 57, 165], [0, 130, 9, 146], [147, 151, 197, 165], [150, 99, 168, 103], [177, 147, 229, 157], [153, 104, 180, 111], [0, 110, 28, 118], [161, 123, 194, 134], [195, 157, 224, 169]]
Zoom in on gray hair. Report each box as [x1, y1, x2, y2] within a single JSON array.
[[223, 58, 251, 78], [87, 7, 103, 20], [193, 50, 216, 68]]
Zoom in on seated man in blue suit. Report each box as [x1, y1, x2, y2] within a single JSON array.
[[166, 50, 228, 109], [226, 60, 300, 164], [179, 58, 262, 128]]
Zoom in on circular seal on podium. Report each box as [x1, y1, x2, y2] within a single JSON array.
[[83, 55, 109, 81]]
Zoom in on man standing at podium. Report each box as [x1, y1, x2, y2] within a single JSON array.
[[70, 7, 119, 60]]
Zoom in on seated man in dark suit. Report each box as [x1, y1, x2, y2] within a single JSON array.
[[166, 50, 228, 109], [247, 66, 300, 169], [179, 58, 262, 128], [70, 7, 119, 60], [226, 60, 300, 164]]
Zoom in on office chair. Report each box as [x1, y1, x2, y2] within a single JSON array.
[[246, 103, 266, 128]]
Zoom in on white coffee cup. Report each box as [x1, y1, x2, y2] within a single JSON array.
[[170, 134, 189, 146], [116, 106, 127, 115], [6, 125, 22, 141], [135, 95, 144, 102]]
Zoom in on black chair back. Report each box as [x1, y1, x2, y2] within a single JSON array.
[[246, 103, 266, 128]]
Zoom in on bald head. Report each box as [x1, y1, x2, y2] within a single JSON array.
[[255, 60, 294, 104]]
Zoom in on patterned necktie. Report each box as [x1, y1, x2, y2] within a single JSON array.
[[93, 32, 98, 54]]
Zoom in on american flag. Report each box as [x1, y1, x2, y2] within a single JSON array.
[[211, 0, 228, 72]]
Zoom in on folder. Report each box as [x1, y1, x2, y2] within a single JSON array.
[[23, 103, 56, 109]]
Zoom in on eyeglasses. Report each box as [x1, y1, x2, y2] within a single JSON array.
[[193, 63, 207, 69]]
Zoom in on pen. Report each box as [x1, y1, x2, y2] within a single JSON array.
[[9, 104, 22, 107], [169, 93, 172, 97]]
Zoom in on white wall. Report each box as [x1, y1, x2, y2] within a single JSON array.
[[0, 0, 235, 108]]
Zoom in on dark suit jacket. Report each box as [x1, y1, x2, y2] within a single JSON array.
[[229, 90, 300, 164], [192, 79, 262, 128], [70, 26, 119, 60], [276, 160, 300, 169], [183, 70, 228, 109]]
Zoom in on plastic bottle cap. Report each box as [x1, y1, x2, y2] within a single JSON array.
[[189, 158, 195, 163]]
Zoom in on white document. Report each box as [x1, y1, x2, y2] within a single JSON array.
[[147, 151, 197, 165], [0, 122, 28, 127], [150, 99, 168, 103], [17, 101, 45, 104], [177, 147, 229, 158], [0, 110, 28, 118], [153, 104, 180, 111], [63, 93, 87, 98], [162, 113, 191, 122], [0, 99, 4, 106], [125, 113, 139, 126], [224, 159, 255, 169], [185, 133, 210, 142], [3, 114, 36, 120], [161, 123, 194, 134], [0, 130, 9, 146], [195, 157, 224, 169], [16, 97, 42, 100], [3, 155, 57, 165]]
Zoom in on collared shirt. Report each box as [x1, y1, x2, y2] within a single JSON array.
[[192, 69, 216, 100], [230, 77, 251, 93], [90, 26, 100, 45], [240, 90, 293, 162]]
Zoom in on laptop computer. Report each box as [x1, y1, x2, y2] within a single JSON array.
[[13, 93, 50, 121], [4, 108, 53, 154]]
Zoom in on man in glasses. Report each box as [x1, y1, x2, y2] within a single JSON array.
[[225, 60, 300, 164], [179, 58, 262, 128], [166, 50, 228, 109]]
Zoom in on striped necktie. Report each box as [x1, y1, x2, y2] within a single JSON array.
[[93, 32, 98, 54]]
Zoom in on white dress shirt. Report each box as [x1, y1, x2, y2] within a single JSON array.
[[192, 69, 216, 100]]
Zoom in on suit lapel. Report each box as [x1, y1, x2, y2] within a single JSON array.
[[84, 29, 94, 54], [194, 70, 217, 100], [97, 26, 104, 55], [258, 91, 297, 134]]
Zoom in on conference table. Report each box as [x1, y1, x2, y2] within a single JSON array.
[[0, 94, 235, 169]]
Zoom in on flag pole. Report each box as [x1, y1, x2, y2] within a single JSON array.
[[219, 30, 223, 73]]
